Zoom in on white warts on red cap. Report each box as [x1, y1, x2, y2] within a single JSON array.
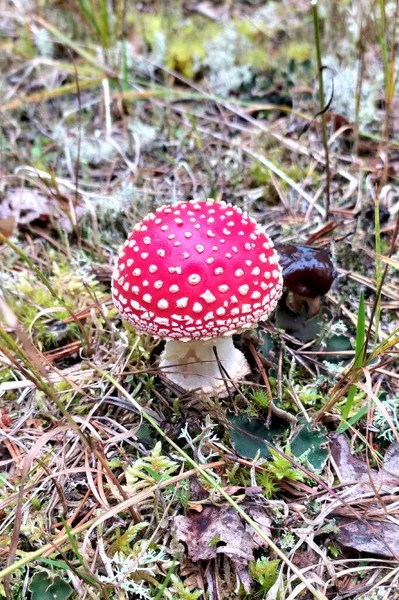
[[111, 198, 283, 342]]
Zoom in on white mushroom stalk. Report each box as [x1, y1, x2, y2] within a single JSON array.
[[112, 199, 283, 395], [159, 336, 250, 395]]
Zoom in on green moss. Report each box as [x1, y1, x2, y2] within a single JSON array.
[[285, 41, 313, 62], [250, 557, 280, 594], [166, 22, 219, 78]]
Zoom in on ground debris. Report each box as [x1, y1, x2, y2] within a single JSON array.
[[330, 434, 399, 557], [174, 498, 271, 593]]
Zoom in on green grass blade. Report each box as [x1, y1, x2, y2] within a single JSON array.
[[339, 291, 366, 426], [374, 196, 382, 343]]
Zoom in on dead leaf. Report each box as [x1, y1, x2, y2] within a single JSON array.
[[330, 434, 399, 497], [330, 435, 399, 558], [2, 188, 53, 226], [174, 503, 271, 593], [337, 518, 399, 558]]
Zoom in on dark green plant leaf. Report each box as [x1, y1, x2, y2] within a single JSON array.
[[290, 421, 329, 471], [275, 305, 331, 343], [227, 414, 285, 459], [29, 571, 73, 600], [257, 329, 277, 360], [320, 334, 353, 365]]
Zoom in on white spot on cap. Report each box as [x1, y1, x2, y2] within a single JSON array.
[[196, 244, 204, 253], [245, 260, 252, 266], [238, 285, 249, 295], [168, 234, 175, 240], [155, 317, 170, 326], [175, 218, 183, 225], [204, 311, 214, 321], [216, 307, 225, 316], [143, 237, 151, 245], [141, 253, 149, 259], [174, 241, 181, 247], [176, 297, 188, 308], [231, 307, 240, 316], [214, 267, 223, 275], [207, 230, 215, 237], [182, 252, 190, 259], [223, 228, 231, 236], [158, 299, 169, 310], [185, 232, 192, 238], [132, 286, 139, 294], [218, 285, 229, 292], [245, 243, 251, 250], [188, 273, 201, 285], [206, 257, 214, 264], [157, 249, 165, 257], [128, 239, 136, 247], [143, 294, 152, 303], [251, 267, 260, 276], [154, 280, 163, 289], [193, 302, 203, 313], [160, 225, 168, 231], [272, 269, 280, 278], [130, 299, 141, 310], [149, 265, 157, 273], [126, 258, 134, 267], [251, 291, 261, 300], [169, 285, 179, 293], [260, 253, 267, 263], [200, 290, 216, 303], [235, 269, 244, 277], [230, 295, 238, 303], [169, 266, 182, 274], [242, 304, 251, 313], [133, 268, 141, 276]]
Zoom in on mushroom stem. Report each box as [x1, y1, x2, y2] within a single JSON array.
[[159, 336, 250, 395]]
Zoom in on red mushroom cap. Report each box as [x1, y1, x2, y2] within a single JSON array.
[[112, 199, 283, 341]]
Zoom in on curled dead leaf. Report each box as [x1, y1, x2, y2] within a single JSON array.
[[174, 503, 271, 593]]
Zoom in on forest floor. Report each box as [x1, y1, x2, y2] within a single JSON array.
[[0, 1, 399, 599]]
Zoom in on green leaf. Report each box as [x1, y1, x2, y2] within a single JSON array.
[[29, 571, 73, 600], [290, 421, 329, 471], [320, 334, 353, 365], [227, 414, 285, 459], [276, 304, 331, 343]]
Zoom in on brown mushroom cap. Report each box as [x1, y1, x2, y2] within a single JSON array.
[[275, 243, 336, 299]]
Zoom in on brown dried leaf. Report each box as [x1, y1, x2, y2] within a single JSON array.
[[330, 435, 399, 557], [2, 188, 53, 226], [174, 503, 271, 593], [337, 519, 399, 558], [330, 434, 399, 497]]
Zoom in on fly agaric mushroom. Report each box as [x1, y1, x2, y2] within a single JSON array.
[[275, 243, 336, 318], [112, 199, 283, 395]]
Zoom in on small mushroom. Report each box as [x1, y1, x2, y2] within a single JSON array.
[[275, 243, 336, 318], [112, 199, 283, 395]]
